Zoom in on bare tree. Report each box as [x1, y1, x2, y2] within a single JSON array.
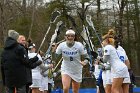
[[28, 0, 36, 39], [117, 0, 127, 45], [134, 0, 140, 73], [0, 0, 5, 46]]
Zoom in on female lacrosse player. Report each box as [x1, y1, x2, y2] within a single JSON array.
[[52, 29, 89, 93], [101, 31, 129, 93]]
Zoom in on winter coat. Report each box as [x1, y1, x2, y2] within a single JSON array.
[[1, 37, 40, 87]]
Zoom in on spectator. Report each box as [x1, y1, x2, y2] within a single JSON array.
[[1, 30, 40, 93]]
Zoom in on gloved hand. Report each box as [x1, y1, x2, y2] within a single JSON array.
[[29, 56, 39, 63]]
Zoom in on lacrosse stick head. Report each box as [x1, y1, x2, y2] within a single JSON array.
[[50, 11, 61, 23], [86, 15, 93, 27], [55, 21, 63, 32], [51, 21, 63, 43], [45, 54, 51, 59], [55, 21, 64, 36]]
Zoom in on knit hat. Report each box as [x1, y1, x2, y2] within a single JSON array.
[[8, 30, 19, 40], [66, 30, 75, 35]]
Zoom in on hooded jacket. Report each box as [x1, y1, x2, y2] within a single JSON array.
[[1, 37, 40, 87]]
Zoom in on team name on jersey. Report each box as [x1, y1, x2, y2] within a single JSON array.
[[63, 51, 78, 55]]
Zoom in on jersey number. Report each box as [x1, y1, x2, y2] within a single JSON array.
[[119, 56, 124, 62], [70, 56, 73, 61]]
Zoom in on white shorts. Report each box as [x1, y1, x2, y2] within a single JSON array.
[[102, 70, 112, 87], [123, 77, 131, 84], [30, 79, 41, 88], [39, 77, 49, 91], [61, 69, 82, 83], [113, 67, 129, 78]]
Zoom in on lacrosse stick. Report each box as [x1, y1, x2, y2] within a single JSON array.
[[66, 14, 91, 48], [81, 25, 95, 72], [66, 14, 98, 59], [56, 39, 65, 44], [86, 15, 102, 45], [45, 21, 63, 56], [36, 11, 61, 55], [82, 25, 95, 52], [43, 39, 65, 62]]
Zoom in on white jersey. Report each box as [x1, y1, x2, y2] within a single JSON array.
[[116, 49, 128, 63], [56, 41, 87, 82], [117, 46, 131, 83], [103, 45, 129, 78], [28, 52, 43, 79], [104, 45, 126, 71], [117, 46, 125, 53], [117, 46, 128, 62]]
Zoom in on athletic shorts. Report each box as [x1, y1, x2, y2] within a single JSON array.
[[113, 67, 129, 78], [123, 77, 131, 84], [30, 79, 41, 88], [39, 77, 48, 91], [102, 70, 112, 87]]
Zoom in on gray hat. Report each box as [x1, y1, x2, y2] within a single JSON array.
[[8, 30, 19, 40]]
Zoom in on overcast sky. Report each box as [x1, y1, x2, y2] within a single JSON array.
[[44, 0, 50, 2], [43, 0, 119, 10]]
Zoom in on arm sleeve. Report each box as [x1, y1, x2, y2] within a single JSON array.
[[103, 46, 110, 63], [16, 46, 40, 68], [55, 43, 62, 55], [103, 55, 110, 63]]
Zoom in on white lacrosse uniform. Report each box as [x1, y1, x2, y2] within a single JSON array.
[[102, 62, 112, 87], [117, 46, 126, 53], [39, 58, 51, 91], [56, 41, 87, 82], [117, 48, 131, 84], [28, 53, 43, 88], [103, 45, 129, 79]]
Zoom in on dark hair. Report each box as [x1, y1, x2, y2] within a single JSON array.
[[114, 35, 120, 48]]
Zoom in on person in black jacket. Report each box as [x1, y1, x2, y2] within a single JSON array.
[[1, 30, 41, 93]]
